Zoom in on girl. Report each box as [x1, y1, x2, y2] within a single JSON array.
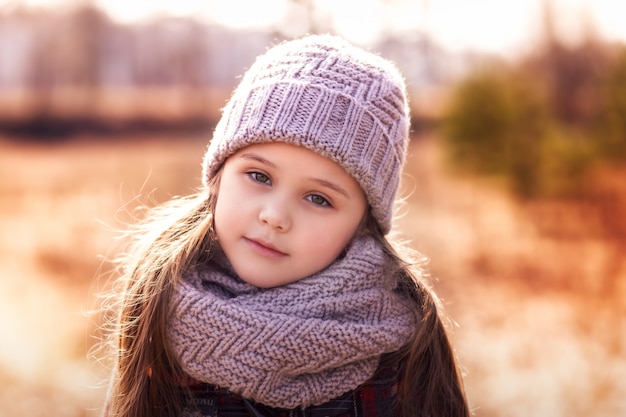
[[102, 35, 470, 417]]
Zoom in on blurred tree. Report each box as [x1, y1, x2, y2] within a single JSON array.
[[442, 66, 550, 196], [599, 49, 626, 161], [442, 0, 625, 200], [529, 0, 608, 128], [27, 5, 108, 87]]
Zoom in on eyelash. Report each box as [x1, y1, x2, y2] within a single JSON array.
[[248, 171, 271, 185], [307, 194, 331, 207], [246, 171, 332, 208]]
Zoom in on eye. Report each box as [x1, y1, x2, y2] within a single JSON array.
[[307, 194, 331, 207], [248, 171, 271, 185]]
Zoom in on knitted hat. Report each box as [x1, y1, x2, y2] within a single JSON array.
[[203, 34, 410, 234]]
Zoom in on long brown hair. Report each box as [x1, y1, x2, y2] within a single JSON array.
[[363, 214, 470, 417], [102, 174, 469, 417], [102, 174, 220, 417]]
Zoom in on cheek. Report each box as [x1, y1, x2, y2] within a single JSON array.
[[304, 223, 356, 262], [213, 180, 242, 233], [213, 198, 227, 231]]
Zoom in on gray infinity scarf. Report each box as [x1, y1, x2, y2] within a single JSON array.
[[167, 236, 415, 409]]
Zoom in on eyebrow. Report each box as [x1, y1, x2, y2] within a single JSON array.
[[309, 178, 350, 198], [239, 152, 277, 168], [238, 152, 351, 198]]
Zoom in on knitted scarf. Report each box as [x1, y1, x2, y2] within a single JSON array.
[[167, 236, 415, 409]]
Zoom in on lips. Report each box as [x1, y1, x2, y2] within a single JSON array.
[[244, 237, 288, 258]]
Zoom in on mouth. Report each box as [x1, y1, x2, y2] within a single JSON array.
[[244, 237, 288, 258]]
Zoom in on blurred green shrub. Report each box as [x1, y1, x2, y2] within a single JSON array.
[[443, 66, 552, 196], [598, 50, 626, 161], [443, 46, 626, 199]]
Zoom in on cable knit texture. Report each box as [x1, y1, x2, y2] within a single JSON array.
[[168, 236, 415, 409], [202, 35, 410, 234]]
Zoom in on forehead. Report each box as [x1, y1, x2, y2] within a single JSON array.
[[230, 142, 337, 170]]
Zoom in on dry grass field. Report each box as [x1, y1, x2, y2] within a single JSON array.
[[0, 133, 624, 416]]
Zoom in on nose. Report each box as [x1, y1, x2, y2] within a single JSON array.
[[258, 199, 292, 232]]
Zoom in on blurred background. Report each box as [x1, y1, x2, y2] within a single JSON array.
[[0, 0, 625, 416]]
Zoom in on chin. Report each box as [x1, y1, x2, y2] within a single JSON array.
[[236, 271, 289, 289], [240, 278, 273, 288]]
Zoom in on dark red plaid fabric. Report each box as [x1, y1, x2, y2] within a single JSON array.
[[102, 359, 400, 416], [181, 359, 399, 417]]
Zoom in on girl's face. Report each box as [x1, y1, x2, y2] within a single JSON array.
[[214, 142, 367, 288]]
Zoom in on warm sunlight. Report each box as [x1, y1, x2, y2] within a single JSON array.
[[426, 0, 540, 54], [1, 0, 626, 54], [592, 0, 626, 43], [93, 0, 288, 28]]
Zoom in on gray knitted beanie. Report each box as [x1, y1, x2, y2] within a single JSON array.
[[203, 34, 410, 234]]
